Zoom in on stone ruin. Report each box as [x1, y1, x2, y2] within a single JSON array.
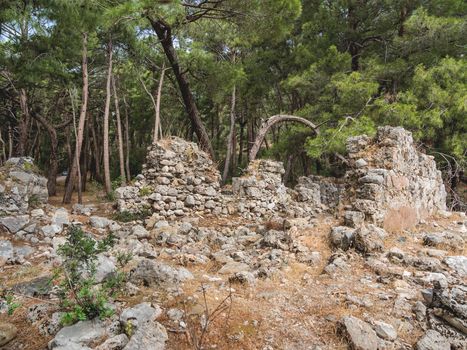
[[116, 126, 447, 228], [116, 137, 223, 217], [343, 126, 447, 230], [0, 157, 48, 215]]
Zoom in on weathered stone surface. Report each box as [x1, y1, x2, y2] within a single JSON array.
[[340, 316, 378, 350], [443, 256, 467, 277], [95, 334, 129, 350], [354, 225, 387, 254], [48, 319, 107, 349], [130, 259, 193, 286], [115, 137, 221, 219], [123, 321, 167, 350], [0, 215, 30, 233], [120, 303, 162, 330], [345, 127, 446, 229], [0, 322, 17, 346], [0, 157, 48, 215], [415, 330, 450, 350], [374, 321, 397, 341], [330, 226, 355, 250]]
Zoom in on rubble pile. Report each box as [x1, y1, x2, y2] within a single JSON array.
[[344, 126, 447, 229], [116, 137, 223, 219], [0, 157, 48, 215]]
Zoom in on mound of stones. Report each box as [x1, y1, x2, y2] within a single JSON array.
[[0, 157, 48, 215], [345, 126, 447, 229], [116, 137, 222, 218]]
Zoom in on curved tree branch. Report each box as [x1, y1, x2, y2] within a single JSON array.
[[249, 115, 319, 161]]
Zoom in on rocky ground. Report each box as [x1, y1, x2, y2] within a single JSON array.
[[0, 200, 465, 349], [0, 128, 465, 350]]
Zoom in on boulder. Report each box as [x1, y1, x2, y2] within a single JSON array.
[[415, 330, 450, 350], [130, 259, 193, 287], [330, 226, 355, 250], [123, 321, 167, 350], [340, 316, 378, 350], [48, 319, 107, 349]]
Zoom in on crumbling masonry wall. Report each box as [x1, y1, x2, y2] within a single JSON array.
[[116, 127, 447, 226], [344, 126, 446, 229]]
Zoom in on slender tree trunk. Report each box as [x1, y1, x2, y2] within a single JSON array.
[[122, 95, 131, 181], [111, 74, 126, 185], [0, 129, 6, 164], [154, 62, 166, 142], [103, 39, 113, 195], [90, 114, 102, 183], [30, 112, 59, 196], [8, 126, 13, 159], [148, 17, 214, 159], [222, 85, 236, 184], [63, 33, 89, 204], [17, 88, 30, 156]]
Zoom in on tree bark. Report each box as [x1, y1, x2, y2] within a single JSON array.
[[222, 85, 236, 184], [17, 88, 31, 156], [63, 33, 89, 204], [103, 38, 113, 195], [112, 74, 126, 185], [30, 112, 59, 196], [90, 113, 102, 183], [122, 95, 131, 181], [148, 17, 214, 159], [249, 115, 319, 161], [154, 62, 166, 142]]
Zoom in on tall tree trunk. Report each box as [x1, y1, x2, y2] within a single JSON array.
[[17, 88, 30, 156], [0, 128, 6, 164], [122, 95, 131, 181], [63, 33, 89, 204], [112, 74, 126, 185], [8, 126, 13, 159], [103, 39, 113, 195], [154, 62, 166, 142], [90, 114, 102, 183], [222, 85, 236, 184], [30, 112, 59, 196], [148, 17, 214, 159]]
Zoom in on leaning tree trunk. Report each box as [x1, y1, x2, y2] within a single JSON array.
[[63, 33, 89, 204], [249, 115, 319, 161], [112, 74, 126, 185], [148, 17, 214, 159], [222, 85, 236, 184], [103, 39, 113, 195]]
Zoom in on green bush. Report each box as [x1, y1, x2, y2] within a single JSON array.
[[112, 209, 151, 223], [55, 226, 119, 325]]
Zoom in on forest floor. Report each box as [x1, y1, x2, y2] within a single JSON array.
[[1, 181, 466, 350]]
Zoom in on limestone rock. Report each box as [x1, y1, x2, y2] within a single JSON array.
[[0, 322, 17, 346], [48, 319, 107, 349], [340, 316, 378, 350], [415, 330, 450, 350]]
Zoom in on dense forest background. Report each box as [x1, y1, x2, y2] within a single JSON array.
[[0, 0, 465, 206]]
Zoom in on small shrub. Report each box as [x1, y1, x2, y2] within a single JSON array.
[[55, 225, 118, 325], [28, 194, 41, 208], [138, 186, 152, 197], [112, 209, 151, 223], [2, 292, 21, 316]]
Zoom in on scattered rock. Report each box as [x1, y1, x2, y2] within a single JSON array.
[[48, 319, 106, 349], [0, 322, 17, 346], [415, 330, 450, 350], [373, 321, 397, 341], [340, 316, 378, 350]]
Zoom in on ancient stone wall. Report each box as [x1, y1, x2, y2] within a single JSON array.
[[116, 127, 446, 226], [0, 157, 48, 215], [344, 126, 446, 230], [116, 137, 223, 219]]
